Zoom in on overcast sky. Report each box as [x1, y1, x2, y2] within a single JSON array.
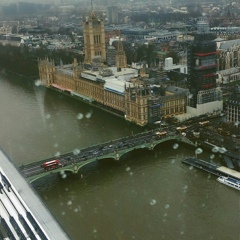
[[0, 0, 61, 4]]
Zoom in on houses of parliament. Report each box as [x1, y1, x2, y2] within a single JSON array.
[[38, 11, 187, 126]]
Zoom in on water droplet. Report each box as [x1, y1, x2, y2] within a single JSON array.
[[126, 167, 131, 171], [219, 147, 227, 153], [61, 211, 65, 216], [195, 148, 203, 154], [77, 113, 84, 120], [35, 79, 42, 86], [150, 199, 156, 205], [61, 174, 67, 179], [74, 208, 79, 213], [93, 229, 97, 233], [45, 114, 51, 119], [85, 112, 92, 119], [171, 159, 175, 164], [183, 185, 188, 190], [55, 151, 61, 157], [173, 143, 179, 149], [54, 143, 58, 148], [67, 200, 72, 206], [73, 149, 80, 155], [212, 146, 219, 153], [180, 231, 184, 235], [129, 172, 133, 176], [164, 204, 170, 209], [210, 154, 215, 159], [189, 166, 193, 170]]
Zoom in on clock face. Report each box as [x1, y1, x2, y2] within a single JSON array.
[[195, 59, 199, 66]]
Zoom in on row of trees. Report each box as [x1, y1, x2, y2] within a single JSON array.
[[0, 40, 180, 79], [0, 44, 84, 79]]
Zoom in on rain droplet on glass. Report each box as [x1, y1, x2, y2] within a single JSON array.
[[150, 199, 156, 205]]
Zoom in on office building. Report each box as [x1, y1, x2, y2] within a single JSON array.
[[186, 32, 223, 116]]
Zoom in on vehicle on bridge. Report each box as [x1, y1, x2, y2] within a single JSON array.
[[199, 121, 209, 127], [155, 131, 167, 138], [42, 159, 62, 171], [176, 126, 187, 133]]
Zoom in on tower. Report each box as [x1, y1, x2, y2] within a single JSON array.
[[186, 17, 223, 113], [38, 58, 55, 86], [107, 6, 119, 24], [124, 84, 150, 126], [83, 11, 106, 66], [73, 58, 80, 79], [187, 33, 219, 108], [115, 37, 127, 71]]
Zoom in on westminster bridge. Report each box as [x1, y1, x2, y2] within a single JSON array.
[[19, 130, 196, 183]]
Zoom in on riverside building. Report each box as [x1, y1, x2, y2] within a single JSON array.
[[225, 88, 240, 126], [38, 11, 188, 126]]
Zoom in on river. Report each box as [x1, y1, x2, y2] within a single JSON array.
[[0, 73, 239, 240]]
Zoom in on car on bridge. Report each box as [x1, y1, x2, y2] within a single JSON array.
[[42, 160, 63, 171]]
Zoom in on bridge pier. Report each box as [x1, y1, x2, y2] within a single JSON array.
[[116, 151, 119, 160], [149, 143, 154, 150], [73, 164, 78, 174]]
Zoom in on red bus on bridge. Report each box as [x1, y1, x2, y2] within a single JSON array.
[[42, 159, 62, 170]]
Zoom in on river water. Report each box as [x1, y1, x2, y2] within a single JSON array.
[[0, 73, 239, 240]]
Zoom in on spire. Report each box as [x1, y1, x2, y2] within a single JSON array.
[[117, 38, 124, 52], [91, 0, 93, 12], [73, 58, 79, 79], [83, 7, 106, 65], [115, 33, 127, 71]]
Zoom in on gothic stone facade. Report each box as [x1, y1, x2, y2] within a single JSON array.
[[38, 59, 187, 126]]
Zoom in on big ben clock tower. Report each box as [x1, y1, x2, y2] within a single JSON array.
[[83, 10, 106, 66]]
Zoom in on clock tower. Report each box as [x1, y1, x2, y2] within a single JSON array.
[[83, 11, 106, 66]]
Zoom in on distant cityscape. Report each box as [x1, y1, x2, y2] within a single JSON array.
[[0, 0, 239, 127]]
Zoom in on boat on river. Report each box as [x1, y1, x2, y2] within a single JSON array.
[[217, 176, 240, 190]]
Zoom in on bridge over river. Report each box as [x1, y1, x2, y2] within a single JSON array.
[[19, 130, 195, 183]]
